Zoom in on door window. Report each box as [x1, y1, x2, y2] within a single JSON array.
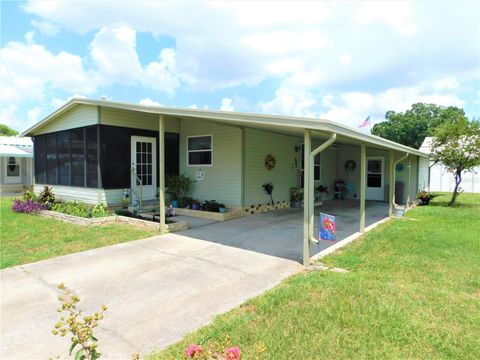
[[367, 160, 382, 187], [136, 141, 153, 186]]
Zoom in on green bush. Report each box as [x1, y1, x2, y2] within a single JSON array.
[[52, 202, 110, 218]]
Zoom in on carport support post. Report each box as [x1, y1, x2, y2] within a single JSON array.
[[359, 144, 366, 233], [303, 129, 312, 266], [407, 156, 412, 207], [159, 115, 166, 234], [389, 151, 394, 217]]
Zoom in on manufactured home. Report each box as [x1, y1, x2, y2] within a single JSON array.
[[23, 99, 428, 265], [0, 136, 33, 194]]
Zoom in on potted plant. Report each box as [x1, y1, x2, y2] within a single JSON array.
[[316, 185, 328, 206], [290, 187, 303, 208], [417, 190, 438, 205], [166, 174, 194, 208], [191, 199, 200, 210], [200, 200, 222, 212]]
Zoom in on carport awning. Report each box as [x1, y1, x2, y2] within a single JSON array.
[[0, 144, 33, 158]]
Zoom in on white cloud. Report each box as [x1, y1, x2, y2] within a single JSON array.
[[27, 106, 43, 124], [143, 48, 180, 94], [220, 98, 234, 111], [139, 98, 162, 106], [354, 2, 417, 35], [339, 53, 351, 66], [188, 104, 198, 109], [90, 26, 143, 85], [51, 94, 87, 108], [31, 19, 59, 36]]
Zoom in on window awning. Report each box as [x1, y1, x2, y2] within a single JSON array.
[[0, 144, 33, 158]]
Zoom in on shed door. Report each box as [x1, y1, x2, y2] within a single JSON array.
[[366, 157, 385, 201], [131, 136, 157, 202]]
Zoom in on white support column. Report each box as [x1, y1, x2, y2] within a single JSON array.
[[407, 156, 412, 207], [303, 129, 312, 267], [389, 151, 394, 217], [159, 115, 166, 234], [359, 144, 366, 233]]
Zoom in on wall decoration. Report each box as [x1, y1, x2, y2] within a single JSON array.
[[265, 154, 276, 170], [319, 213, 336, 241], [396, 163, 404, 172], [345, 160, 356, 172], [195, 170, 206, 181]]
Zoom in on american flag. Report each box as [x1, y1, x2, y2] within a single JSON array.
[[358, 115, 372, 128]]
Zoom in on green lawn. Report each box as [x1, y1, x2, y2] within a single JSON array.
[[154, 193, 480, 359], [0, 197, 158, 269]]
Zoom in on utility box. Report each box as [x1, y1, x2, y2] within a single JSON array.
[[395, 181, 406, 204]]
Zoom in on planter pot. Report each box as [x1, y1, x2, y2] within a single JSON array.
[[420, 197, 431, 205], [219, 207, 228, 213], [171, 200, 179, 208], [192, 204, 199, 210], [293, 201, 301, 208]]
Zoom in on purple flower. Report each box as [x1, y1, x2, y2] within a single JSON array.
[[11, 199, 45, 213]]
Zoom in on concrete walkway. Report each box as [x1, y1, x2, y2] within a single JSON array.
[[1, 234, 302, 359]]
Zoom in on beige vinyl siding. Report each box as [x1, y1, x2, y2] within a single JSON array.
[[100, 108, 180, 133], [33, 105, 98, 135], [34, 184, 101, 204], [179, 118, 242, 206], [244, 129, 299, 206], [101, 189, 125, 205]]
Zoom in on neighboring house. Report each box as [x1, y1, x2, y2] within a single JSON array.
[[420, 137, 480, 193], [0, 136, 33, 193]]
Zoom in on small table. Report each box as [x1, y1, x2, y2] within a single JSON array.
[[334, 184, 347, 200]]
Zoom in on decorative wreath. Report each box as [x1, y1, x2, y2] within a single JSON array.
[[265, 154, 276, 170], [396, 163, 404, 172], [345, 160, 356, 172]]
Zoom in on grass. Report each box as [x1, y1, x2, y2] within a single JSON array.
[[0, 197, 158, 269], [153, 193, 480, 359]]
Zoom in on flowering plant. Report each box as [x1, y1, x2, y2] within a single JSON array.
[[11, 199, 45, 213], [225, 346, 241, 360], [186, 344, 202, 358]]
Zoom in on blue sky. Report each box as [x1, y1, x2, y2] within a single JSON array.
[[1, 0, 479, 133]]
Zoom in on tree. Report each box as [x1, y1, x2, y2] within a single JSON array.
[[0, 124, 19, 136], [430, 118, 480, 207], [371, 103, 465, 149]]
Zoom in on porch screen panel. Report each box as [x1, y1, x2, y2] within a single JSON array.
[[34, 136, 46, 184], [86, 126, 98, 188], [71, 128, 85, 187], [57, 131, 70, 186], [46, 133, 57, 185]]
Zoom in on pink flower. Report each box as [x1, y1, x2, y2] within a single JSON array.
[[186, 344, 202, 358], [225, 346, 241, 360]]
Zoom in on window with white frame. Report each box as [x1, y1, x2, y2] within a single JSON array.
[[6, 157, 20, 177], [301, 144, 321, 182], [187, 135, 212, 166]]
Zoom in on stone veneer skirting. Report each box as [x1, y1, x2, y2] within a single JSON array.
[[39, 210, 188, 232], [243, 200, 291, 215]]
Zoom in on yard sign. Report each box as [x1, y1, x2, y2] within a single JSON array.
[[319, 213, 336, 241]]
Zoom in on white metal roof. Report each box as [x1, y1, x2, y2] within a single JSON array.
[[22, 98, 427, 157], [0, 136, 33, 158]]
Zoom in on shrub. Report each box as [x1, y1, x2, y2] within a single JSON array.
[[39, 186, 56, 209], [11, 199, 45, 213], [21, 187, 37, 201], [199, 200, 224, 212]]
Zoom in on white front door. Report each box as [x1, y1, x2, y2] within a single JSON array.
[[366, 157, 385, 201], [131, 136, 157, 202]]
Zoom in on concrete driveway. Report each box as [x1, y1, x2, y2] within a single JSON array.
[[1, 234, 301, 359]]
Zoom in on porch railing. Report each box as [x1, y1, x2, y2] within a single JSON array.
[[131, 167, 143, 211]]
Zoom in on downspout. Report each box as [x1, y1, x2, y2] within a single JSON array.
[[392, 152, 409, 207], [308, 132, 337, 244]]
